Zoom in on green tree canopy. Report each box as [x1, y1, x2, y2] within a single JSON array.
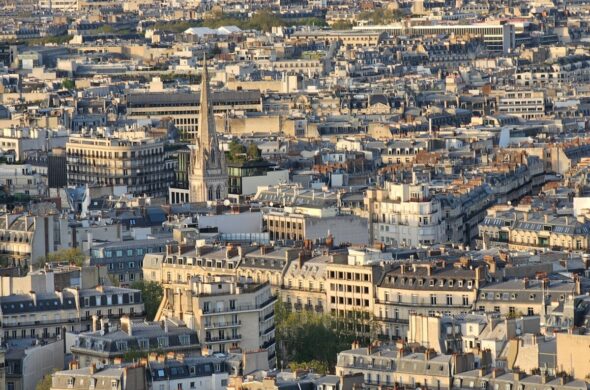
[[358, 9, 403, 24], [331, 20, 355, 30], [62, 79, 75, 90], [246, 143, 262, 161], [36, 370, 57, 390], [275, 298, 363, 372], [130, 280, 163, 321], [37, 247, 85, 268], [226, 139, 247, 163]]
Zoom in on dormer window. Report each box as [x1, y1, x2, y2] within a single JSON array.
[[429, 280, 435, 287], [449, 280, 454, 287], [458, 280, 463, 287]]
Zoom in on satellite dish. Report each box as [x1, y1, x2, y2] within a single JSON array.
[[223, 199, 230, 206]]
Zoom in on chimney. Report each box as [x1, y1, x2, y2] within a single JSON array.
[[260, 245, 267, 255], [425, 348, 436, 360], [89, 363, 97, 375], [92, 315, 100, 332], [544, 214, 548, 223], [523, 278, 529, 289], [120, 316, 132, 336], [113, 357, 123, 365], [69, 360, 79, 370]]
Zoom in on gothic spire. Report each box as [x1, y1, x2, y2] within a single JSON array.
[[198, 53, 213, 146]]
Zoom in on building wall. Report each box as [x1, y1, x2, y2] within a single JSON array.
[[241, 170, 290, 196], [556, 332, 590, 380], [23, 339, 65, 390]]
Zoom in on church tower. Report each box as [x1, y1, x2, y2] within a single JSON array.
[[188, 56, 227, 203]]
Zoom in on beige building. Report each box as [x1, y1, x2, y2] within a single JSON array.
[[335, 342, 473, 389], [375, 260, 483, 340], [478, 207, 590, 252], [555, 331, 590, 380], [50, 362, 147, 390], [156, 275, 277, 368], [326, 249, 388, 336], [66, 130, 173, 197]]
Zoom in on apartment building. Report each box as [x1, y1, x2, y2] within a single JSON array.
[[365, 182, 446, 247], [374, 260, 483, 340], [280, 250, 330, 314], [0, 284, 144, 340], [66, 130, 174, 197], [148, 354, 233, 390], [475, 278, 579, 317], [0, 163, 47, 197], [51, 363, 147, 390], [89, 238, 170, 286], [156, 275, 277, 368], [5, 337, 65, 390], [335, 342, 474, 390], [256, 186, 369, 245], [126, 90, 262, 141], [497, 90, 545, 120], [326, 249, 387, 335], [0, 213, 68, 266], [353, 22, 515, 53], [516, 55, 590, 87], [70, 317, 200, 368], [478, 208, 590, 252]]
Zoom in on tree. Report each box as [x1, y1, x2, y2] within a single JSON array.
[[36, 370, 57, 390], [130, 280, 163, 321], [61, 79, 75, 90], [37, 247, 85, 268], [274, 298, 357, 372], [246, 143, 262, 161], [331, 20, 354, 30], [226, 139, 247, 163]]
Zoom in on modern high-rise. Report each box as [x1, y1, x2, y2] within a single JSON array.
[[188, 57, 228, 203]]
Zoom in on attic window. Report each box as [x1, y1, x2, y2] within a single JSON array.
[[429, 280, 435, 287]]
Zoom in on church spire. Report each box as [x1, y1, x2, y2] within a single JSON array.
[[198, 54, 213, 146], [187, 53, 228, 203]]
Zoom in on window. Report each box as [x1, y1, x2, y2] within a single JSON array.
[[139, 339, 149, 349], [158, 337, 169, 348], [430, 294, 437, 305], [179, 335, 190, 345]]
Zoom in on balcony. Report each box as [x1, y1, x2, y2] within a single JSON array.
[[204, 334, 241, 344], [261, 338, 276, 349], [202, 295, 277, 316], [264, 310, 275, 321], [263, 324, 276, 336], [204, 320, 241, 330]]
